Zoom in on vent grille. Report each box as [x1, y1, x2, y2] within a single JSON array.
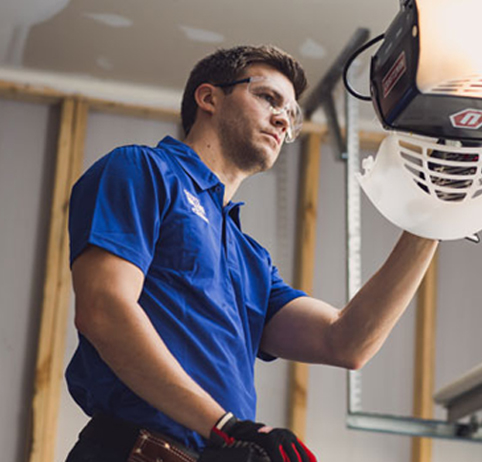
[[398, 139, 482, 202]]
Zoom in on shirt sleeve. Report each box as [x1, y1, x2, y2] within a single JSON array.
[[257, 263, 307, 362], [69, 146, 166, 274]]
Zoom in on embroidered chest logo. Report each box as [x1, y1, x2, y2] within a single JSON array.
[[184, 189, 209, 223]]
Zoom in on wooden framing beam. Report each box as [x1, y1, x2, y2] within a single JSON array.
[[301, 120, 328, 137], [0, 80, 63, 105], [411, 251, 439, 462], [289, 132, 323, 438], [28, 98, 88, 462], [358, 130, 385, 151]]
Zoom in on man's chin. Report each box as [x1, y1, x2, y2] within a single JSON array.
[[226, 139, 280, 175], [248, 145, 278, 173]]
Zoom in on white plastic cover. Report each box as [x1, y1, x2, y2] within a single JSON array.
[[357, 133, 482, 240]]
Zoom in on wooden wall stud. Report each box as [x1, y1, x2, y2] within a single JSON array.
[[28, 98, 88, 462], [289, 132, 323, 438], [411, 251, 439, 462]]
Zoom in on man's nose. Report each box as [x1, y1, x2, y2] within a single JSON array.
[[271, 109, 290, 132]]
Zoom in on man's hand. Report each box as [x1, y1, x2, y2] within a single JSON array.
[[208, 413, 317, 462]]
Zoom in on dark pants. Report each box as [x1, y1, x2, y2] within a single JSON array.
[[65, 437, 130, 462], [64, 414, 141, 462]]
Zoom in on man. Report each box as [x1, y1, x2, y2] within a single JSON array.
[[65, 45, 438, 462]]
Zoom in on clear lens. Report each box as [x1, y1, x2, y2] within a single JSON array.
[[285, 104, 303, 143], [247, 77, 303, 143]]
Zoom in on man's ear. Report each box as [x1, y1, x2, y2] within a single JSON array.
[[194, 83, 219, 115]]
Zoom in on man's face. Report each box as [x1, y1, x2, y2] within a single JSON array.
[[215, 64, 297, 175]]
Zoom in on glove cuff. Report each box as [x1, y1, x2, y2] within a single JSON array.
[[210, 412, 238, 445], [214, 412, 238, 432]]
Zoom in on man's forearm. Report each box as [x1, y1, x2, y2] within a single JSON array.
[[77, 297, 225, 438], [332, 231, 438, 368]]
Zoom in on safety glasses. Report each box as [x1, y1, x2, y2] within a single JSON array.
[[215, 76, 303, 143]]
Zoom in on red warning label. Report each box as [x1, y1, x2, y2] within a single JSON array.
[[450, 109, 482, 130], [382, 51, 407, 99]]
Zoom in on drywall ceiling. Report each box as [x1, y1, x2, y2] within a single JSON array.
[[0, 0, 400, 116]]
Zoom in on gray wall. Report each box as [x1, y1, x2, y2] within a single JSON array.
[[0, 100, 59, 462], [1, 100, 481, 462]]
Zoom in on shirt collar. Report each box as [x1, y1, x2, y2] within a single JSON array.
[[158, 136, 245, 217], [226, 201, 245, 228], [158, 136, 221, 191]]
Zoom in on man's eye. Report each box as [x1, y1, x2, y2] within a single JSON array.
[[257, 92, 277, 107]]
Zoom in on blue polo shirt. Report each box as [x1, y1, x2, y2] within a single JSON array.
[[66, 136, 306, 449]]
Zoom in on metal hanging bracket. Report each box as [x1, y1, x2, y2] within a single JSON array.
[[303, 28, 370, 161]]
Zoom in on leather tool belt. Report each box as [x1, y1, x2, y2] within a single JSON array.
[[128, 428, 199, 462]]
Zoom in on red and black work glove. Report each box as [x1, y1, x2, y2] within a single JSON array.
[[209, 412, 317, 462]]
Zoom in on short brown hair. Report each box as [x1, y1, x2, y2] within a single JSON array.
[[181, 45, 308, 136]]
